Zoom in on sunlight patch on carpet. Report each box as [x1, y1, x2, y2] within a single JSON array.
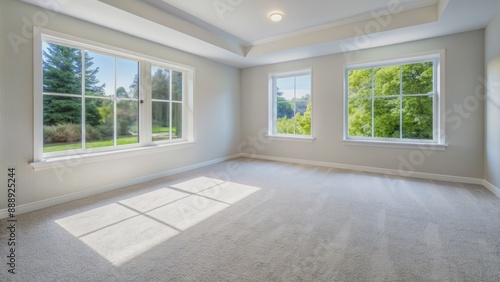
[[119, 188, 189, 213], [55, 203, 137, 237], [147, 195, 229, 230], [55, 178, 260, 266], [171, 176, 225, 193], [80, 215, 179, 266]]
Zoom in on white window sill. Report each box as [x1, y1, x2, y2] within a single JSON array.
[[266, 135, 315, 143], [343, 139, 447, 151], [30, 141, 196, 171]]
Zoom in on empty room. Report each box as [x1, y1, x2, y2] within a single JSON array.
[[1, 0, 500, 281]]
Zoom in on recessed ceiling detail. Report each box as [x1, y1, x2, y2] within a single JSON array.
[[21, 0, 500, 68]]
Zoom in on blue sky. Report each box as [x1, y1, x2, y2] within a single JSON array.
[[276, 74, 311, 100], [43, 42, 138, 97], [87, 51, 138, 97]]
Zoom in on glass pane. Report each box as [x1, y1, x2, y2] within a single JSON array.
[[152, 101, 170, 141], [348, 98, 372, 137], [294, 95, 311, 136], [294, 74, 311, 114], [348, 69, 372, 98], [152, 66, 170, 100], [402, 96, 433, 139], [374, 65, 400, 96], [374, 98, 400, 138], [116, 58, 139, 99], [85, 51, 113, 97], [43, 95, 82, 152], [277, 100, 293, 119], [86, 98, 114, 148], [402, 62, 433, 94], [172, 71, 183, 101], [276, 76, 296, 100], [172, 102, 182, 139], [42, 42, 82, 95], [277, 116, 296, 135], [117, 100, 139, 145]]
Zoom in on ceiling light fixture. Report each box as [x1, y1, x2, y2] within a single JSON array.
[[269, 12, 284, 22]]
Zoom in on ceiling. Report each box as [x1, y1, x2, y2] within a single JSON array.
[[22, 0, 500, 68]]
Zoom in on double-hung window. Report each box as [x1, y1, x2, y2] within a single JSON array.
[[344, 52, 445, 147], [269, 70, 313, 138], [34, 28, 194, 162]]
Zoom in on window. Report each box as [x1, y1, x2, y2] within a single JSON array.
[[269, 70, 312, 138], [42, 43, 140, 153], [345, 53, 444, 145], [151, 66, 183, 142], [34, 28, 194, 162]]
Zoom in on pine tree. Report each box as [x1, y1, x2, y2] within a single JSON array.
[[43, 43, 105, 126]]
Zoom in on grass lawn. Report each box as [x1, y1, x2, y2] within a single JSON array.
[[43, 136, 139, 153], [152, 124, 176, 134]]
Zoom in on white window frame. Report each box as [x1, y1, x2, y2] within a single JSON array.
[[343, 51, 447, 150], [268, 69, 314, 141], [32, 27, 194, 166]]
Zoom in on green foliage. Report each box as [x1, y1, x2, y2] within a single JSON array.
[[347, 62, 434, 140], [43, 43, 105, 127], [348, 98, 371, 137], [43, 123, 81, 144], [277, 102, 312, 135], [43, 43, 142, 151], [277, 90, 294, 119]]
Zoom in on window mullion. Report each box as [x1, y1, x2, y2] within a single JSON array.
[[113, 57, 117, 146], [275, 77, 278, 135], [400, 64, 403, 139], [169, 69, 173, 140], [371, 69, 375, 138], [293, 76, 297, 135], [82, 49, 86, 150], [434, 59, 438, 142], [140, 62, 151, 145]]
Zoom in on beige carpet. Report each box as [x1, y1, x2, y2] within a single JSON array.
[[1, 157, 499, 281]]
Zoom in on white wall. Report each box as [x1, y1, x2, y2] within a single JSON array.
[[241, 30, 485, 179], [0, 0, 241, 210], [485, 14, 500, 189]]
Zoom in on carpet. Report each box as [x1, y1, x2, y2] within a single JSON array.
[[1, 158, 499, 281]]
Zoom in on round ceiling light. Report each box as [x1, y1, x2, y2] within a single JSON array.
[[269, 12, 284, 22]]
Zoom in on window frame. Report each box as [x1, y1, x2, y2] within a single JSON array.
[[268, 69, 314, 140], [33, 27, 195, 163], [343, 51, 446, 149]]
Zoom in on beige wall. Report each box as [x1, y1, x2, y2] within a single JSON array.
[[241, 30, 485, 179], [485, 13, 500, 188], [0, 0, 241, 210]]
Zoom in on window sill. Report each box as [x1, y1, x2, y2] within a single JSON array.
[[342, 139, 447, 151], [266, 135, 315, 143], [30, 141, 196, 171]]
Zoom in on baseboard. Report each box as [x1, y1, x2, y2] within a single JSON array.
[[241, 153, 485, 186], [0, 154, 241, 219], [483, 180, 500, 197]]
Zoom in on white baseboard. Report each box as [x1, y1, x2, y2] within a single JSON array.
[[0, 154, 240, 219], [483, 180, 500, 197], [241, 153, 485, 186]]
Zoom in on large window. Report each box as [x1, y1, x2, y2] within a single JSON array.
[[34, 28, 194, 161], [42, 43, 140, 153], [269, 70, 312, 137], [345, 54, 443, 144]]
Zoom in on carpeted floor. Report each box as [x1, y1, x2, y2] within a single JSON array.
[[1, 157, 499, 281]]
